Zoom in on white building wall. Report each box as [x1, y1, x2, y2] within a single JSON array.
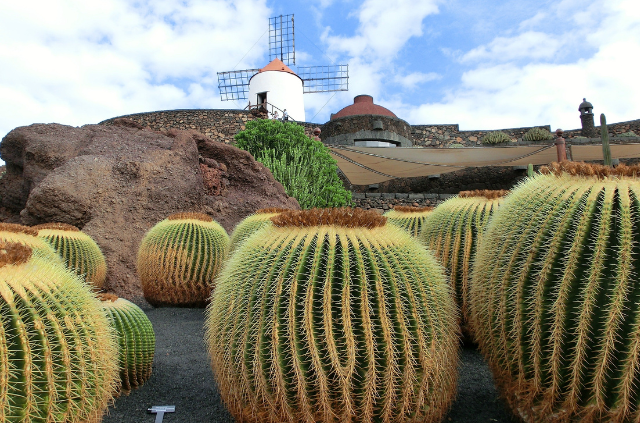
[[248, 71, 305, 122]]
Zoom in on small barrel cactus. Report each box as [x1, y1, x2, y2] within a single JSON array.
[[206, 208, 459, 423], [0, 222, 63, 265], [229, 208, 290, 253], [383, 205, 434, 238], [420, 190, 507, 336], [522, 127, 554, 141], [0, 241, 118, 422], [98, 293, 155, 394], [137, 212, 229, 307], [33, 222, 107, 291], [470, 162, 640, 422], [482, 131, 511, 144]]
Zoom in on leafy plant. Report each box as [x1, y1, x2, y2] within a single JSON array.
[[618, 130, 638, 137], [235, 119, 352, 208], [206, 208, 459, 423], [522, 127, 554, 141], [482, 131, 511, 144], [470, 161, 640, 422]]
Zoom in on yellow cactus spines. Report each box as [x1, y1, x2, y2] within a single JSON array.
[[98, 293, 155, 395], [0, 222, 63, 266], [420, 190, 507, 335], [137, 212, 229, 307], [383, 205, 434, 238], [206, 208, 459, 423], [33, 222, 107, 291], [0, 241, 118, 423], [229, 208, 291, 253], [470, 161, 640, 422]]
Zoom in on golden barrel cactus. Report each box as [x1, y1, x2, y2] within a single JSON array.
[[206, 208, 459, 423], [383, 205, 434, 238], [34, 222, 107, 291], [0, 223, 63, 265], [0, 242, 118, 422], [420, 190, 506, 334], [98, 294, 155, 394], [471, 162, 640, 422], [228, 208, 290, 254], [137, 212, 229, 307]]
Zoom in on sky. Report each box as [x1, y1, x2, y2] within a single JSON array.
[[1, 0, 640, 146]]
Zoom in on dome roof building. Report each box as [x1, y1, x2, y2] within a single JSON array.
[[322, 95, 413, 147]]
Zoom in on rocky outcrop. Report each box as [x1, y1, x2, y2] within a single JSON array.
[[0, 121, 299, 302]]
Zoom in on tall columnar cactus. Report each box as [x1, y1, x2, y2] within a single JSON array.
[[206, 208, 459, 423], [0, 223, 64, 266], [420, 190, 507, 335], [98, 293, 155, 394], [229, 208, 290, 254], [470, 161, 640, 422], [0, 241, 118, 422], [601, 113, 612, 166], [34, 222, 107, 291], [137, 212, 229, 307], [383, 205, 434, 238]]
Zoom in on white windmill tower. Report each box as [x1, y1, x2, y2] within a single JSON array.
[[217, 14, 349, 122]]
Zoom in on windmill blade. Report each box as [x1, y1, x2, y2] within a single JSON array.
[[217, 69, 260, 101], [269, 14, 295, 65], [299, 65, 349, 93]]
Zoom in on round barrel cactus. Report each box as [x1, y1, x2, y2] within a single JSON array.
[[420, 190, 506, 334], [207, 208, 459, 423], [0, 222, 63, 265], [229, 208, 290, 253], [470, 162, 640, 422], [0, 241, 118, 422], [98, 293, 155, 394], [383, 205, 434, 238], [34, 222, 107, 291], [137, 212, 229, 307]]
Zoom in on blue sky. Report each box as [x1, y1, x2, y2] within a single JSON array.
[[1, 0, 639, 145]]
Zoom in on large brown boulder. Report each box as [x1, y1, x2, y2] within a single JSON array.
[[0, 121, 299, 302]]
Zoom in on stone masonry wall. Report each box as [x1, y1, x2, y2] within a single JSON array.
[[322, 114, 413, 141], [351, 192, 453, 212]]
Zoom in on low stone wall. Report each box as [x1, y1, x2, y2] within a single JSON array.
[[322, 114, 413, 141], [410, 124, 553, 147], [352, 192, 454, 211], [563, 118, 640, 139]]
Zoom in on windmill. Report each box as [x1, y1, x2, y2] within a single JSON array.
[[217, 14, 349, 122]]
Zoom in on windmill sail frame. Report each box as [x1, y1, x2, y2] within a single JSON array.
[[217, 69, 260, 101], [269, 14, 295, 66], [298, 65, 349, 93]]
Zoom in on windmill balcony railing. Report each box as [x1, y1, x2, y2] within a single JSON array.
[[245, 101, 296, 123]]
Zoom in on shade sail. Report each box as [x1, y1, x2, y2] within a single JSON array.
[[330, 143, 640, 185]]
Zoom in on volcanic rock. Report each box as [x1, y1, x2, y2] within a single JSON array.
[[0, 121, 299, 302]]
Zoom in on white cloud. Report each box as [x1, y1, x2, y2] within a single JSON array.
[[322, 0, 440, 59], [0, 0, 271, 139], [460, 31, 562, 63], [393, 72, 440, 88]]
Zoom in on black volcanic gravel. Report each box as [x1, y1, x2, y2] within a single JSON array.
[[103, 307, 516, 423]]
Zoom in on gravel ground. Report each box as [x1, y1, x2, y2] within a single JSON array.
[[103, 307, 517, 423]]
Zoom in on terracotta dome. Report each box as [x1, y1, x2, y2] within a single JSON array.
[[331, 95, 397, 120]]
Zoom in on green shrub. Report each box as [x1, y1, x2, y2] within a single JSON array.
[[235, 119, 352, 208], [522, 127, 554, 141], [482, 131, 511, 144], [618, 131, 637, 137], [206, 208, 459, 423], [470, 161, 640, 422]]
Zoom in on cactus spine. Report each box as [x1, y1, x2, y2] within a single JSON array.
[[0, 242, 118, 422], [206, 208, 459, 423], [0, 223, 63, 266], [98, 294, 155, 394], [34, 223, 107, 291], [420, 190, 506, 335], [470, 162, 640, 422], [601, 113, 612, 166], [229, 208, 290, 254], [137, 212, 229, 307], [383, 205, 434, 238]]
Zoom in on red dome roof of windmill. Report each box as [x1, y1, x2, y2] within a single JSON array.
[[258, 58, 297, 75], [331, 95, 397, 120]]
